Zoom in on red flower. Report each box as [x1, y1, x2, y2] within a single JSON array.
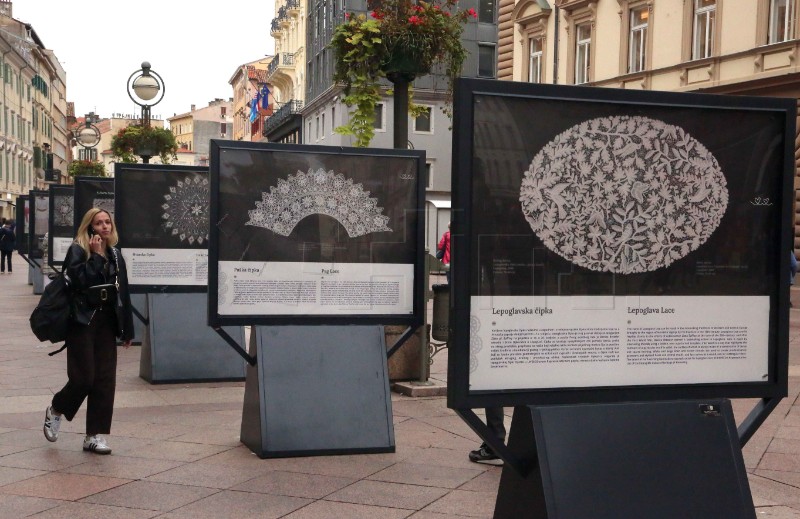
[[412, 5, 423, 11], [370, 9, 384, 18], [345, 12, 351, 19], [408, 15, 423, 24], [467, 7, 477, 18], [443, 11, 450, 16]]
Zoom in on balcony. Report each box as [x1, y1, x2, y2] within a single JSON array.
[[286, 0, 300, 15], [267, 52, 295, 80], [264, 100, 303, 136], [270, 18, 281, 35]]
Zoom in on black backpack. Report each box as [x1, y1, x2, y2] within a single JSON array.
[[30, 272, 72, 345]]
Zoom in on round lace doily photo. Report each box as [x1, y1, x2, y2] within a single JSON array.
[[519, 115, 728, 274], [161, 176, 209, 245]]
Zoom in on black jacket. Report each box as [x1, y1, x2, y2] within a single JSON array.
[[63, 243, 134, 341], [0, 226, 14, 252]]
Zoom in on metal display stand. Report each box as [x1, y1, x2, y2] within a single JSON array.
[[240, 325, 395, 458], [140, 293, 245, 383], [480, 401, 754, 519]]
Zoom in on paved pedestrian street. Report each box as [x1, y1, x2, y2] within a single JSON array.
[[1, 266, 799, 518]]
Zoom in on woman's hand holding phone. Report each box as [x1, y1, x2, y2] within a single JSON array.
[[89, 229, 104, 254]]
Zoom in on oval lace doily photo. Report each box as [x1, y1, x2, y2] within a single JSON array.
[[519, 115, 728, 274]]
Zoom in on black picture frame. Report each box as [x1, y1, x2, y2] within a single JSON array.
[[114, 163, 210, 294], [208, 140, 426, 328], [15, 194, 28, 257], [448, 79, 794, 409], [28, 190, 48, 264], [48, 185, 74, 268], [73, 176, 114, 236]]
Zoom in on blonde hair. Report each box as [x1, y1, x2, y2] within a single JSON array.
[[75, 208, 118, 258]]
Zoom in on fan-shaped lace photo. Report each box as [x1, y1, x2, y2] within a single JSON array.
[[54, 196, 73, 227], [519, 115, 728, 274], [246, 168, 392, 237], [161, 176, 209, 245]]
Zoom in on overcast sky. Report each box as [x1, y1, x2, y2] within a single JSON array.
[[11, 0, 276, 126]]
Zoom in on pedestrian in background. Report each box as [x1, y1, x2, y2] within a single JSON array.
[[43, 208, 134, 455], [437, 222, 451, 284], [0, 220, 14, 273]]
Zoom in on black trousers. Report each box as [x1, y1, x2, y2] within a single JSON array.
[[52, 305, 118, 436], [0, 250, 11, 272], [485, 407, 506, 443]]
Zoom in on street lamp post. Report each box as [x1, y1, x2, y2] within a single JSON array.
[[126, 61, 165, 163], [76, 112, 101, 153]]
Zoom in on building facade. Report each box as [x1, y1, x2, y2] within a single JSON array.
[[264, 0, 306, 144], [0, 1, 68, 220], [167, 99, 233, 166], [229, 60, 272, 142]]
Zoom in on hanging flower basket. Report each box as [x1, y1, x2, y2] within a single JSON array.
[[331, 0, 476, 147], [110, 124, 177, 164]]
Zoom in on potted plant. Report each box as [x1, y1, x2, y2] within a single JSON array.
[[331, 0, 476, 147], [110, 124, 178, 163], [67, 159, 107, 177]]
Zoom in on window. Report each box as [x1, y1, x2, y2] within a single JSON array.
[[529, 37, 543, 83], [478, 44, 496, 78], [629, 7, 648, 73], [220, 122, 227, 136], [78, 148, 97, 161], [414, 107, 432, 133], [331, 106, 336, 130], [321, 113, 326, 137], [479, 0, 495, 23], [575, 24, 591, 84], [220, 106, 227, 117], [315, 116, 320, 140], [693, 0, 715, 59], [373, 103, 385, 130], [770, 0, 796, 42]]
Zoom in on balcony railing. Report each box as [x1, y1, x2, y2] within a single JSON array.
[[286, 0, 299, 9], [270, 18, 280, 34], [267, 52, 295, 78], [264, 100, 303, 136]]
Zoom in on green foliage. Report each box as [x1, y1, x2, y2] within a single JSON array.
[[67, 160, 106, 177], [110, 124, 178, 164], [331, 0, 474, 147]]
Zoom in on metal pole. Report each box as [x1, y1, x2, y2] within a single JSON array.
[[392, 79, 409, 150]]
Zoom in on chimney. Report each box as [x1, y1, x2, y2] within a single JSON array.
[[190, 104, 196, 111]]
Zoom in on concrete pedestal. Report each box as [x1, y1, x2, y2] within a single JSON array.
[[140, 293, 246, 383], [240, 325, 395, 458], [130, 293, 147, 345]]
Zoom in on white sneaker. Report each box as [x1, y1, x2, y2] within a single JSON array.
[[83, 434, 112, 454], [43, 406, 61, 442]]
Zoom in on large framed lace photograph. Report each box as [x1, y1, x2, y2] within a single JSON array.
[[73, 176, 114, 236], [114, 164, 210, 293], [448, 79, 794, 408], [47, 184, 74, 268], [208, 141, 426, 327]]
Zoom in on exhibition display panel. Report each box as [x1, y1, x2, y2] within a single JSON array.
[[448, 79, 793, 410], [73, 176, 114, 235], [114, 164, 210, 293], [208, 140, 426, 327], [47, 185, 74, 268]]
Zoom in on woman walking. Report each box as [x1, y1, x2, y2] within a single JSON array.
[[43, 208, 134, 454]]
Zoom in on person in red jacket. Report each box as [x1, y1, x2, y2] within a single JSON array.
[[437, 222, 451, 284]]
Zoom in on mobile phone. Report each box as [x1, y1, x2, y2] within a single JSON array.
[[88, 227, 95, 238]]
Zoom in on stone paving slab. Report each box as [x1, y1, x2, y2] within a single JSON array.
[[0, 265, 798, 518]]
